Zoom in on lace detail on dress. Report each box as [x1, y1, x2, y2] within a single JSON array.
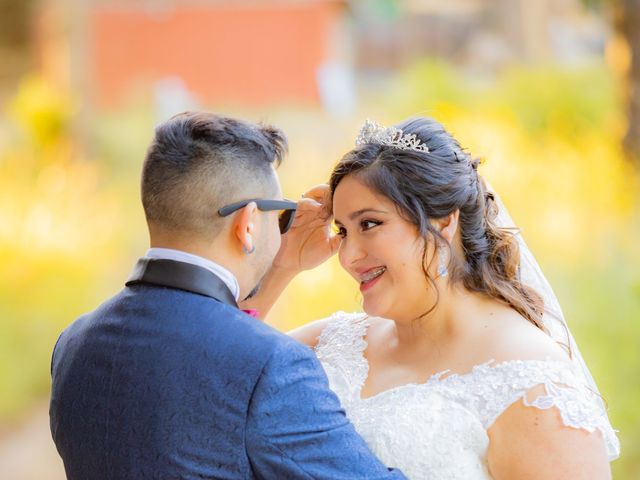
[[315, 312, 370, 410], [314, 313, 619, 479], [427, 359, 620, 459]]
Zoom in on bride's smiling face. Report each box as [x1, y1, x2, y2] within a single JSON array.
[[333, 175, 435, 321]]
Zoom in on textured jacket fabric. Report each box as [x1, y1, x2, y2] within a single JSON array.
[[50, 259, 404, 479]]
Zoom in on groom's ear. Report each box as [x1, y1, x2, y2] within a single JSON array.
[[434, 209, 459, 243], [233, 202, 259, 253]]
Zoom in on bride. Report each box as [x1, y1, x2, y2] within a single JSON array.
[[241, 116, 620, 479]]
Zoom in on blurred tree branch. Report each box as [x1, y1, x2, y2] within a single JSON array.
[[612, 0, 640, 162], [585, 0, 640, 163], [588, 0, 640, 163], [0, 0, 35, 82]]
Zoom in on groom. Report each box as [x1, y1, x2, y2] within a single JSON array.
[[49, 112, 404, 479]]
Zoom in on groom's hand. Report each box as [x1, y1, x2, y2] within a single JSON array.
[[272, 184, 341, 273]]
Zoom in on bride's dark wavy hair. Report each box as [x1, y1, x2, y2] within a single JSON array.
[[329, 117, 545, 329]]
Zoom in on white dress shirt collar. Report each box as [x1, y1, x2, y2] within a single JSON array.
[[144, 247, 240, 301]]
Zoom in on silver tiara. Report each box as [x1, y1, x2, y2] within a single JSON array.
[[355, 119, 429, 153]]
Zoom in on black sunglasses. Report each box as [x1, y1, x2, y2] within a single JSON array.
[[218, 199, 298, 234]]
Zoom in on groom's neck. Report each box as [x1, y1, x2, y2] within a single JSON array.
[[148, 230, 238, 274]]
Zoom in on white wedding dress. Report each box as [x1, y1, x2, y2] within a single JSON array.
[[315, 311, 619, 480]]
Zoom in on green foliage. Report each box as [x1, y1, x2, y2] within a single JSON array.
[[390, 59, 619, 136], [552, 261, 640, 479], [0, 75, 140, 421], [7, 75, 76, 150]]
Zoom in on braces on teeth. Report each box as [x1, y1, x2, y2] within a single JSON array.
[[361, 267, 386, 283]]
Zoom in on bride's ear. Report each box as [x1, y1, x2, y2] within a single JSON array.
[[433, 210, 459, 243]]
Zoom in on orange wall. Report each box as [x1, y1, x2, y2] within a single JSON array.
[[90, 3, 340, 108]]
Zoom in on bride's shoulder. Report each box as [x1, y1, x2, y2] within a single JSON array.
[[288, 311, 367, 348], [475, 312, 615, 476], [476, 308, 569, 365], [457, 310, 612, 434]]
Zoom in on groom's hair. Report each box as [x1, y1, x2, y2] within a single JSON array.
[[141, 111, 287, 238]]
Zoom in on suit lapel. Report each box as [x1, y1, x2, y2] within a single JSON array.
[[126, 258, 238, 308]]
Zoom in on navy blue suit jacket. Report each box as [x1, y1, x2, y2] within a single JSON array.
[[50, 258, 405, 479]]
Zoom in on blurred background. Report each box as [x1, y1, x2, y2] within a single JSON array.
[[0, 0, 639, 478]]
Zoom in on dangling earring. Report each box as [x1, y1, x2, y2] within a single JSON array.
[[243, 245, 255, 255], [437, 246, 448, 278]]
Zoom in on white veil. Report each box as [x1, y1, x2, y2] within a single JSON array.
[[489, 186, 621, 461]]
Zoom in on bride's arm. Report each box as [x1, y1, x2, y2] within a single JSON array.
[[487, 385, 611, 479], [288, 318, 333, 348], [239, 266, 298, 319], [483, 321, 613, 479], [240, 185, 341, 319]]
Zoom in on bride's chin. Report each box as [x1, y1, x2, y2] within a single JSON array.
[[361, 299, 387, 319], [362, 300, 413, 323]]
